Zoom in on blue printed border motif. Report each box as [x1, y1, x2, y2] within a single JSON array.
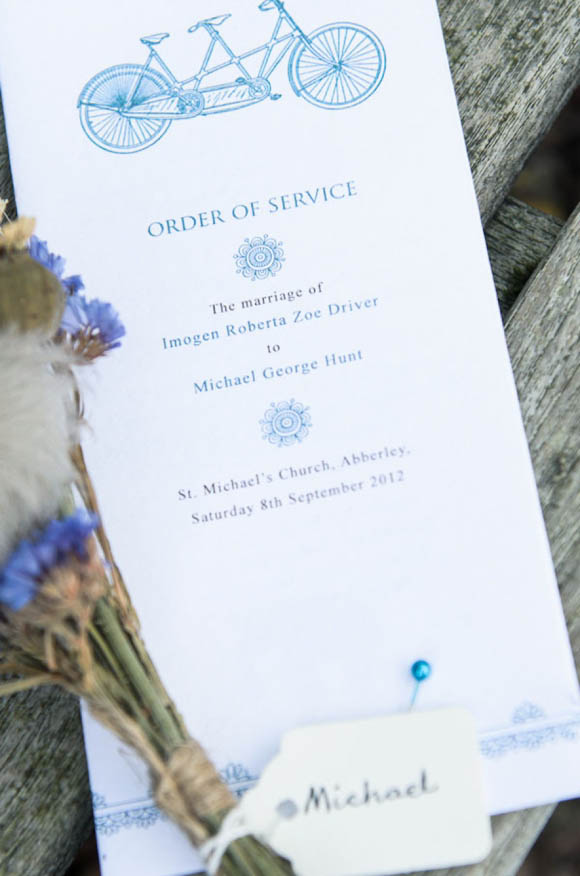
[[93, 705, 580, 837], [235, 234, 285, 281], [93, 763, 258, 836], [480, 702, 580, 758], [93, 793, 167, 836], [77, 1, 387, 153], [260, 400, 311, 446], [220, 762, 259, 799]]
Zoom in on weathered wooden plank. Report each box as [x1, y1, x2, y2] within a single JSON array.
[[439, 0, 580, 223], [508, 205, 580, 671], [0, 686, 92, 875], [0, 99, 14, 220], [485, 197, 562, 316]]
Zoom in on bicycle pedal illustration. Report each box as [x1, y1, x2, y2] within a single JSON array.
[[78, 0, 386, 154]]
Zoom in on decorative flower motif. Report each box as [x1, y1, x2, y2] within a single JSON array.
[[61, 295, 126, 358], [480, 701, 580, 759], [95, 804, 166, 836], [92, 793, 107, 810], [260, 400, 311, 447], [0, 510, 99, 611], [513, 702, 545, 723], [234, 234, 285, 281], [28, 235, 84, 296]]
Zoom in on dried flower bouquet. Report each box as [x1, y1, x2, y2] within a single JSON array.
[[0, 203, 294, 876]]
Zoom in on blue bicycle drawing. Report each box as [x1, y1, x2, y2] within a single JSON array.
[[78, 0, 386, 153]]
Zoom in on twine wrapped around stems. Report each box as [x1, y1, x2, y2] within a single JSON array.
[[84, 594, 295, 875], [155, 743, 235, 846], [1, 530, 294, 874]]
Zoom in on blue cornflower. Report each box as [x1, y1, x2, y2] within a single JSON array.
[[61, 275, 85, 296], [61, 295, 126, 357], [0, 511, 99, 611], [28, 235, 85, 296]]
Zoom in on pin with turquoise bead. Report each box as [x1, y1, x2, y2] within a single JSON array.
[[409, 659, 432, 709]]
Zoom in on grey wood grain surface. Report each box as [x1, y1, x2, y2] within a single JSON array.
[[0, 686, 92, 875], [0, 101, 14, 220], [508, 204, 580, 673], [439, 0, 580, 224], [485, 197, 563, 316], [0, 0, 579, 873]]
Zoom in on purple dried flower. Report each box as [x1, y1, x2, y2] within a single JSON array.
[[28, 235, 85, 296], [61, 295, 126, 358], [0, 510, 99, 611]]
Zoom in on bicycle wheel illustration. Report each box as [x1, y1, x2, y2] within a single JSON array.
[[289, 23, 386, 109], [79, 64, 173, 153]]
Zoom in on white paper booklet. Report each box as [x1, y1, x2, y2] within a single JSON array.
[[1, 1, 579, 873]]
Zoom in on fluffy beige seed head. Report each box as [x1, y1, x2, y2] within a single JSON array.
[[0, 216, 36, 251]]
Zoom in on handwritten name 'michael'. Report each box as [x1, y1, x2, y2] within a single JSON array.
[[304, 770, 439, 815], [147, 180, 357, 238]]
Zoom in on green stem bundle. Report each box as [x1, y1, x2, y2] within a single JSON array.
[[86, 597, 294, 875]]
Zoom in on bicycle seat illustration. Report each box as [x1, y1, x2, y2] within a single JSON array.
[[78, 0, 386, 153]]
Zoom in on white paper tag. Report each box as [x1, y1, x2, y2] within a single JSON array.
[[237, 708, 492, 876]]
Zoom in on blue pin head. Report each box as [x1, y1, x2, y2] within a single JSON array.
[[411, 660, 432, 683], [410, 659, 432, 708]]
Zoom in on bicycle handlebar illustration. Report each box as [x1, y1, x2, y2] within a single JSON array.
[[78, 0, 386, 153]]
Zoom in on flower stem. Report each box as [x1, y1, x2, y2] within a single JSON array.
[[0, 675, 55, 695], [92, 598, 183, 752], [69, 452, 296, 873], [72, 444, 136, 626], [87, 622, 166, 751], [72, 442, 190, 740]]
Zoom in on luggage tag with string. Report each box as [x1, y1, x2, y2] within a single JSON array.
[[202, 661, 493, 876]]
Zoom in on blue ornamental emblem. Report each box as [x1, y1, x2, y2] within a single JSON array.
[[234, 234, 285, 281], [260, 400, 311, 447]]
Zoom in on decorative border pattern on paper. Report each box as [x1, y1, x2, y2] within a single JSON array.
[[94, 706, 580, 836], [480, 702, 580, 758], [93, 762, 258, 836], [93, 792, 167, 835], [220, 761, 259, 798]]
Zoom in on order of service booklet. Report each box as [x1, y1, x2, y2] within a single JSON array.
[[1, 1, 580, 874]]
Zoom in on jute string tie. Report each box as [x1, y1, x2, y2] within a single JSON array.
[[154, 741, 236, 847]]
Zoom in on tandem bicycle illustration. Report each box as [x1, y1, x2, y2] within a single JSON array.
[[78, 0, 386, 153]]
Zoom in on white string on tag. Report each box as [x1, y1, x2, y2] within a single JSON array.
[[200, 807, 253, 875], [200, 798, 298, 874]]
